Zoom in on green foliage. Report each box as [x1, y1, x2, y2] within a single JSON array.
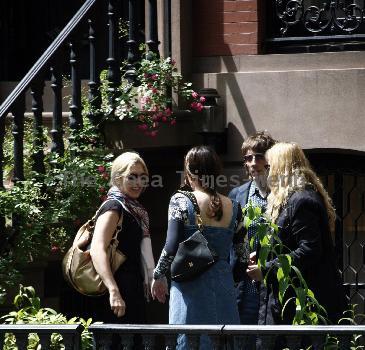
[[244, 201, 328, 325], [0, 116, 112, 303], [0, 285, 93, 350]]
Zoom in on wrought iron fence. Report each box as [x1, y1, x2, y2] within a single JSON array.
[[88, 324, 365, 349], [266, 0, 365, 51], [0, 324, 82, 350]]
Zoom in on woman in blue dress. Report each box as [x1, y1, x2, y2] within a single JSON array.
[[151, 146, 248, 349]]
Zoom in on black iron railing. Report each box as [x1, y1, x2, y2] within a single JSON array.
[[0, 324, 82, 350], [266, 0, 365, 52], [0, 0, 164, 245], [1, 324, 365, 349], [88, 324, 365, 349]]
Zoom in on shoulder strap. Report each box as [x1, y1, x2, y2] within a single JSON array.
[[176, 190, 204, 231], [92, 198, 124, 240]]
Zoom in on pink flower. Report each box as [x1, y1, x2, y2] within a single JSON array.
[[192, 91, 198, 99], [51, 245, 60, 253], [138, 124, 148, 131], [171, 59, 176, 65], [164, 108, 172, 117], [99, 187, 106, 194], [153, 122, 159, 128], [102, 173, 109, 180], [150, 130, 158, 137], [195, 102, 204, 112], [97, 166, 105, 173], [161, 116, 167, 122], [151, 74, 158, 80], [152, 114, 159, 121], [191, 102, 204, 112], [170, 119, 176, 126], [100, 195, 107, 202], [200, 96, 206, 103], [152, 88, 158, 94]]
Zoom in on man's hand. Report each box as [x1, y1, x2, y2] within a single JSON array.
[[246, 264, 263, 282]]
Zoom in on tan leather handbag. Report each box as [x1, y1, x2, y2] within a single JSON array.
[[62, 200, 127, 297]]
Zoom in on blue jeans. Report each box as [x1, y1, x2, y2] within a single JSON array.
[[236, 282, 260, 350]]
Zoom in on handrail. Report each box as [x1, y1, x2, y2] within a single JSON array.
[[0, 0, 97, 121], [89, 323, 365, 335], [0, 324, 82, 333]]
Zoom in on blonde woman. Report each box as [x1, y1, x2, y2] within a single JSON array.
[[89, 151, 155, 325], [247, 143, 346, 347]]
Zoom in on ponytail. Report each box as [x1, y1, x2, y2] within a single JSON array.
[[203, 186, 223, 221]]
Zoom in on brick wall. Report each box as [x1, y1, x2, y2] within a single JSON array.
[[192, 0, 261, 56]]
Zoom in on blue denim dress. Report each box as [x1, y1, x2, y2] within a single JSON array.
[[169, 198, 240, 350]]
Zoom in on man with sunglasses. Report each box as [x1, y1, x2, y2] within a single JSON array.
[[229, 131, 276, 339]]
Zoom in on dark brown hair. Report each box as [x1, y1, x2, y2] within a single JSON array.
[[241, 130, 277, 156], [184, 146, 223, 220]]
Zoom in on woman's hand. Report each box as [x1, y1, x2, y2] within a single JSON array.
[[151, 277, 168, 303], [246, 264, 263, 282], [109, 289, 126, 317]]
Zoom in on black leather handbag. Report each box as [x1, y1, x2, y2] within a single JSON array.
[[170, 190, 219, 282]]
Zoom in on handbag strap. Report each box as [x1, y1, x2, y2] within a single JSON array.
[[91, 198, 124, 241], [176, 190, 204, 231]]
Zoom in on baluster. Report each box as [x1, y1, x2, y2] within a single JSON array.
[[63, 333, 80, 350], [11, 96, 25, 245], [11, 94, 25, 183], [310, 334, 326, 349], [146, 0, 159, 60], [0, 332, 4, 349], [15, 333, 29, 350], [125, 0, 140, 84], [209, 334, 222, 350], [337, 335, 352, 350], [235, 335, 250, 350], [0, 115, 6, 235], [165, 334, 177, 350], [88, 18, 102, 126], [186, 335, 199, 350], [120, 334, 134, 350], [93, 333, 113, 350], [286, 335, 301, 349], [142, 334, 155, 350], [69, 42, 83, 133], [257, 335, 275, 350], [38, 333, 51, 349], [106, 0, 121, 106], [30, 80, 46, 174], [50, 65, 64, 156]]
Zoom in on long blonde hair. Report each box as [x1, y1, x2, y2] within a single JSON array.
[[266, 142, 336, 226]]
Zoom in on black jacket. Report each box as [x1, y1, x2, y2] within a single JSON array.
[[259, 188, 346, 326]]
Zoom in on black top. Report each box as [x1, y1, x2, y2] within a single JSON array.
[[259, 188, 346, 328], [84, 199, 146, 324]]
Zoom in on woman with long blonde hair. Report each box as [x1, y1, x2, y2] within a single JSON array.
[[247, 143, 346, 348]]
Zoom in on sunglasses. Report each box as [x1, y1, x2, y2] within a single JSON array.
[[126, 173, 149, 185], [243, 153, 265, 163]]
